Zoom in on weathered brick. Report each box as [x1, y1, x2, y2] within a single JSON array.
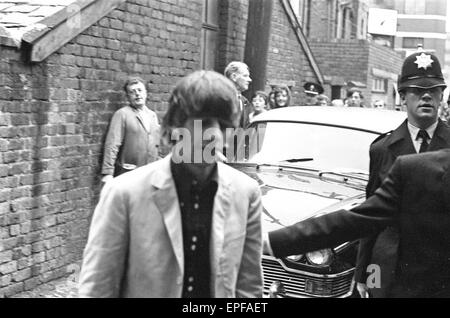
[[0, 275, 11, 287], [12, 268, 32, 282], [0, 251, 13, 264], [0, 261, 18, 275], [9, 224, 21, 236], [1, 282, 24, 297], [109, 19, 123, 30], [21, 222, 31, 235], [17, 257, 32, 270], [33, 252, 46, 264], [24, 277, 40, 291]]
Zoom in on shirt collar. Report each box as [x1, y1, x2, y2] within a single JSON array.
[[130, 105, 148, 113], [170, 160, 218, 188], [407, 120, 438, 140]]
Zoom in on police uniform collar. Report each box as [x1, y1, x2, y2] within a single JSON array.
[[386, 120, 410, 147], [407, 121, 438, 141]]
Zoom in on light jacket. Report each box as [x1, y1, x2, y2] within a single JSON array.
[[101, 105, 160, 175], [79, 155, 263, 298]]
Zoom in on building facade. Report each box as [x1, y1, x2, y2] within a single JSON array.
[[368, 0, 449, 103], [291, 0, 402, 108], [309, 38, 402, 108], [392, 0, 447, 63]]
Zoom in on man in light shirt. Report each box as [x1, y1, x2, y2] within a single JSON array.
[[101, 77, 160, 182]]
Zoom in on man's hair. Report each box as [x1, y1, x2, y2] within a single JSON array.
[[224, 61, 249, 79], [162, 70, 239, 144], [123, 76, 146, 93], [347, 88, 363, 99]]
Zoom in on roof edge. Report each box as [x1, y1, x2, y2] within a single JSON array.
[[22, 0, 127, 62], [22, 0, 96, 45], [0, 25, 20, 48]]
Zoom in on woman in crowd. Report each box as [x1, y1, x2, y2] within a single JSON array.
[[249, 91, 268, 122], [268, 90, 276, 110], [273, 85, 291, 108]]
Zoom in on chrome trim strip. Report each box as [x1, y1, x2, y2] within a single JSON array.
[[263, 255, 354, 278]]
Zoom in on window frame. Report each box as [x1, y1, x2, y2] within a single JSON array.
[[200, 0, 219, 70]]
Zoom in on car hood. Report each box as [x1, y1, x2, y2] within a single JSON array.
[[230, 164, 366, 233]]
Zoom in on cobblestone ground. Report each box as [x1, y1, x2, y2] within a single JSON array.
[[12, 278, 79, 298], [11, 263, 81, 298]]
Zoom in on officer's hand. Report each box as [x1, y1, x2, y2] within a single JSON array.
[[101, 175, 113, 183], [356, 282, 369, 298], [262, 233, 274, 256]]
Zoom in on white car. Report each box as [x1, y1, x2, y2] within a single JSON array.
[[229, 106, 407, 297]]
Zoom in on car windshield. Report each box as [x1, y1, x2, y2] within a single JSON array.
[[236, 121, 380, 173]]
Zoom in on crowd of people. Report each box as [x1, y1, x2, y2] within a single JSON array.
[[77, 50, 450, 298]]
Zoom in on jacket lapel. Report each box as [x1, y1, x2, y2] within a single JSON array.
[[151, 156, 184, 273], [134, 108, 149, 133], [210, 163, 232, 295], [429, 119, 450, 150]]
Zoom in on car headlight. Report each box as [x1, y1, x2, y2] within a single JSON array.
[[285, 254, 303, 262], [306, 249, 334, 266]]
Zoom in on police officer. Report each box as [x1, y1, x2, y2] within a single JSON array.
[[303, 82, 324, 106], [354, 50, 450, 297]]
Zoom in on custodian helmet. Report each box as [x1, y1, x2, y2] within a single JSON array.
[[397, 51, 446, 92]]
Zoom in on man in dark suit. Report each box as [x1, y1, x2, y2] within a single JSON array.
[[265, 149, 450, 298], [354, 49, 450, 297]]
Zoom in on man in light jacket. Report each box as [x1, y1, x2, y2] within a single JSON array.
[[101, 76, 160, 181], [79, 70, 263, 298]]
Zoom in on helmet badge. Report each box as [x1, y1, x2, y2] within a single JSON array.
[[414, 53, 434, 70]]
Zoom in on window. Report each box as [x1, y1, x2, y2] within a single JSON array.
[[404, 0, 425, 14], [402, 37, 424, 49], [372, 78, 387, 93], [341, 7, 353, 39], [359, 15, 367, 39], [331, 85, 342, 100], [296, 0, 312, 36], [201, 0, 219, 70]]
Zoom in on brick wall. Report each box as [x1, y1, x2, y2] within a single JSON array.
[[0, 0, 203, 297], [266, 0, 321, 105], [309, 38, 403, 108], [310, 38, 371, 104], [217, 0, 249, 73], [309, 38, 370, 85]]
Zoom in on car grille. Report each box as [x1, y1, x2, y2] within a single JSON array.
[[263, 257, 354, 298]]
